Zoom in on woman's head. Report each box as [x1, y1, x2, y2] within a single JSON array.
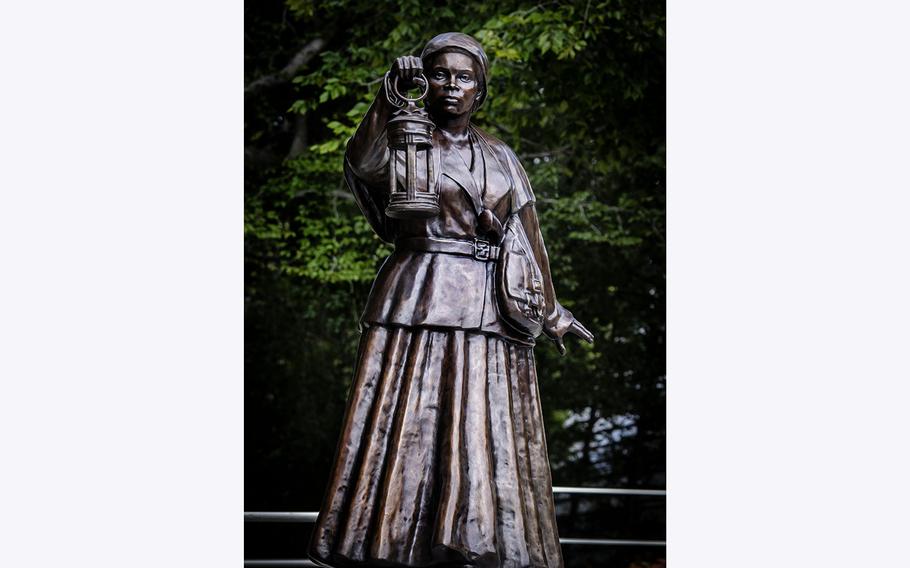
[[420, 33, 489, 117]]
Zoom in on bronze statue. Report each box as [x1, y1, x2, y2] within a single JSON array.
[[309, 32, 593, 568]]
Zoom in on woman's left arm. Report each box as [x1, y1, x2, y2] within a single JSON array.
[[518, 204, 595, 354]]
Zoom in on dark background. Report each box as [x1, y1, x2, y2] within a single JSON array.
[[245, 1, 665, 565]]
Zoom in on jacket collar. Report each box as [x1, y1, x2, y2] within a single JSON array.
[[441, 140, 485, 215]]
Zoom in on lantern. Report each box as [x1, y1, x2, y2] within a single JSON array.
[[384, 73, 438, 219]]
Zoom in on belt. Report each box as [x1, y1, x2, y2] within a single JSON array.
[[395, 236, 500, 261]]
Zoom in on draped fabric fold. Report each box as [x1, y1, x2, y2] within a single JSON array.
[[309, 32, 579, 568], [309, 325, 563, 568]]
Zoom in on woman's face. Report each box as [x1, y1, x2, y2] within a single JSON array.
[[425, 51, 482, 118]]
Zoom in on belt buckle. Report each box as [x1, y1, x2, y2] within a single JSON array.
[[473, 238, 491, 260]]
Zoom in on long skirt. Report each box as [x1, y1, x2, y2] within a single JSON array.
[[308, 325, 564, 568]]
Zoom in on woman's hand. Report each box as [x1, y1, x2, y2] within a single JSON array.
[[390, 55, 424, 91], [553, 319, 595, 356]]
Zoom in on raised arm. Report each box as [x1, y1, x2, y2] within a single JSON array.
[[343, 56, 424, 242], [345, 88, 394, 186], [346, 56, 423, 186]]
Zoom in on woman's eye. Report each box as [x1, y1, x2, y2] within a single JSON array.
[[433, 72, 445, 80], [459, 75, 471, 82]]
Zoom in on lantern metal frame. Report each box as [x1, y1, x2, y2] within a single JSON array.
[[384, 73, 439, 219]]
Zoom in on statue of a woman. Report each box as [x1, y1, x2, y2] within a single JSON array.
[[309, 32, 593, 568]]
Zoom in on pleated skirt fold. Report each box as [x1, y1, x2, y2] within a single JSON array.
[[309, 325, 563, 568]]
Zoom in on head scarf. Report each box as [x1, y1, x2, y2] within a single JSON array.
[[421, 32, 490, 108]]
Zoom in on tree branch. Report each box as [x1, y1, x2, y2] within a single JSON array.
[[245, 37, 327, 95]]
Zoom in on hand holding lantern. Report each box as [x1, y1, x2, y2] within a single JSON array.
[[384, 56, 438, 219]]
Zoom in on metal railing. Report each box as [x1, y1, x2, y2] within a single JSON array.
[[245, 486, 665, 567], [245, 562, 318, 567]]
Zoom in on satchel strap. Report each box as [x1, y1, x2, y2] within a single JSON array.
[[395, 236, 500, 261]]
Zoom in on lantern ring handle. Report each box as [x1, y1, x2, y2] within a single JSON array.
[[390, 73, 429, 103]]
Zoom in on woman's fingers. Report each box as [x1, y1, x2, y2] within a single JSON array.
[[394, 57, 411, 80], [393, 56, 423, 84], [571, 320, 595, 343], [550, 321, 594, 355], [554, 337, 567, 356], [407, 56, 422, 81]]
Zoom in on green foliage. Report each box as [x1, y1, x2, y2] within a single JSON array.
[[246, 0, 665, 511], [246, 153, 391, 283]]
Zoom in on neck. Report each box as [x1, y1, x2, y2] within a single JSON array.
[[431, 112, 472, 139]]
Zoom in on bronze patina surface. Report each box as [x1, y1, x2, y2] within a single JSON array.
[[309, 33, 593, 568]]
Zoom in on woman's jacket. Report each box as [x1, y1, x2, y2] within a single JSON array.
[[344, 85, 575, 347]]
